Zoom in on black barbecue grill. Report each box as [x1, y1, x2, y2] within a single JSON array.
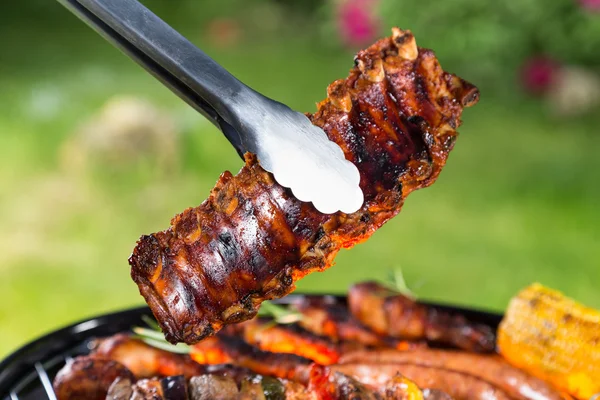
[[0, 307, 153, 400], [0, 298, 502, 399]]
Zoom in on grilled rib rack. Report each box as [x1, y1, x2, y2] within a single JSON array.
[[0, 297, 502, 399]]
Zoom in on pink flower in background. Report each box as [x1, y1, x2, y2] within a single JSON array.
[[337, 0, 381, 47], [578, 0, 600, 12], [520, 56, 561, 95], [205, 18, 241, 49]]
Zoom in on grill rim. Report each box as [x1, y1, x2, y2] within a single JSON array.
[[0, 295, 502, 398]]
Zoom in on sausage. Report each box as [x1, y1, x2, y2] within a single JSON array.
[[332, 363, 513, 400], [93, 333, 205, 378], [338, 349, 562, 400], [53, 356, 135, 400], [348, 281, 496, 352]]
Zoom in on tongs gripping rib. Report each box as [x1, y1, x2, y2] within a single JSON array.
[[58, 0, 247, 156]]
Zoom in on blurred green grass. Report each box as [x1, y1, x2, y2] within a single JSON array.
[[1, 3, 599, 359]]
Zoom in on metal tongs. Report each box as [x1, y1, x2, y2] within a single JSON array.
[[56, 0, 364, 214]]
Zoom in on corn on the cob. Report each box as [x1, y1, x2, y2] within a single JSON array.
[[497, 283, 600, 399]]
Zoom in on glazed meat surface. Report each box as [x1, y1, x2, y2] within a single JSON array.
[[348, 282, 496, 352], [130, 28, 479, 344]]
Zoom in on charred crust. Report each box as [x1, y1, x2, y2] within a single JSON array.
[[460, 86, 480, 107], [391, 27, 418, 60], [129, 28, 478, 345], [129, 235, 160, 277], [328, 80, 353, 112]]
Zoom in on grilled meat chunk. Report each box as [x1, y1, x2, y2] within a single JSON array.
[[106, 377, 134, 400], [308, 364, 382, 400], [223, 318, 340, 365], [189, 375, 239, 400], [383, 374, 428, 400], [348, 282, 496, 352], [129, 28, 479, 345], [53, 356, 135, 400], [94, 334, 205, 378], [190, 335, 312, 382], [130, 379, 164, 400], [114, 375, 188, 400]]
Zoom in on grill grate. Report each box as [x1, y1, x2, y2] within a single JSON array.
[[6, 359, 63, 400], [0, 306, 154, 400], [4, 339, 104, 400], [37, 361, 59, 400], [0, 298, 502, 399]]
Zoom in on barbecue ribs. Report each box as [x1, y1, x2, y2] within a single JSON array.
[[129, 28, 479, 344]]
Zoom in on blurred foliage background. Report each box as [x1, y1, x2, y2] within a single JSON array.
[[1, 0, 599, 357]]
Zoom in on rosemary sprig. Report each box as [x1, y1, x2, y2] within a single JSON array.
[[141, 314, 162, 332], [257, 301, 303, 325], [133, 322, 192, 354], [386, 267, 417, 300], [133, 302, 303, 354]]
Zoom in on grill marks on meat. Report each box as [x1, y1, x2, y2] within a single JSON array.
[[348, 282, 496, 352], [293, 295, 425, 351], [94, 334, 205, 379], [190, 334, 312, 382], [129, 28, 479, 345], [308, 364, 423, 400], [337, 349, 563, 400], [333, 363, 513, 400], [223, 318, 341, 365], [53, 356, 135, 400]]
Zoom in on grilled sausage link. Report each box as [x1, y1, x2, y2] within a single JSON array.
[[333, 363, 513, 400], [93, 333, 205, 379], [129, 28, 479, 345], [293, 295, 425, 350], [348, 281, 496, 352], [338, 349, 563, 400]]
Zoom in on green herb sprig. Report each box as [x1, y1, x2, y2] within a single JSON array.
[[385, 267, 418, 300], [133, 316, 191, 354], [257, 301, 303, 325]]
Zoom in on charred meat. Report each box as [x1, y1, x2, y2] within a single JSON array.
[[129, 28, 479, 345], [293, 295, 424, 351], [348, 282, 496, 352], [337, 349, 562, 400], [190, 334, 312, 382], [53, 356, 135, 400], [223, 318, 341, 365], [94, 334, 205, 379], [53, 289, 567, 400]]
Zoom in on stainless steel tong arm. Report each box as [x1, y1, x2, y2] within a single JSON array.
[[56, 0, 364, 214]]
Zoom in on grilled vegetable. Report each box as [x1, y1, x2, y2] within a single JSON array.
[[53, 283, 584, 400], [129, 27, 479, 345], [106, 377, 134, 399], [307, 364, 382, 400], [188, 375, 239, 400], [497, 283, 600, 399], [384, 374, 424, 400]]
